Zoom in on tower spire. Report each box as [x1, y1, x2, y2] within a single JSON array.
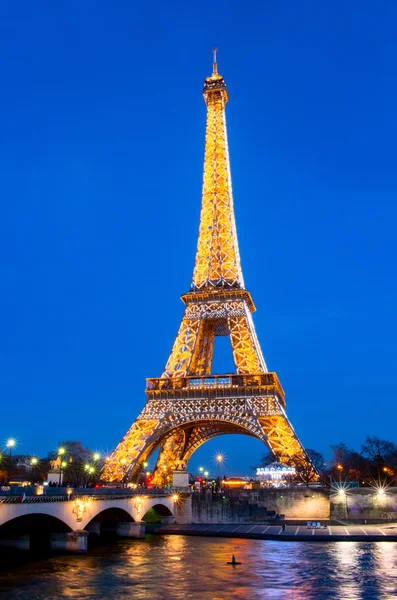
[[192, 49, 242, 290], [212, 47, 218, 76]]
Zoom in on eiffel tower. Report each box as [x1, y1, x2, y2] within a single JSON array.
[[102, 50, 312, 485]]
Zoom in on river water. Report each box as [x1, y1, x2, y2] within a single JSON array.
[[0, 535, 396, 600]]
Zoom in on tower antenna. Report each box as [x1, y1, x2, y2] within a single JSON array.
[[212, 47, 218, 76]]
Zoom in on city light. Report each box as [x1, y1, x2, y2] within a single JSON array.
[[338, 488, 345, 496], [58, 447, 66, 485], [120, 458, 127, 465], [204, 470, 209, 477], [30, 457, 38, 466], [93, 453, 100, 461], [172, 494, 180, 502], [6, 439, 16, 449], [199, 467, 204, 473]]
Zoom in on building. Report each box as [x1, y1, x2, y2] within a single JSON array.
[[256, 462, 296, 486]]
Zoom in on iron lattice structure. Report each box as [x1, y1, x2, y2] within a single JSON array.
[[102, 52, 313, 485]]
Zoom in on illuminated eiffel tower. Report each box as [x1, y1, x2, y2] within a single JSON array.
[[102, 50, 313, 485]]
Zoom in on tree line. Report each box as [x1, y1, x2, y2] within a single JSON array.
[[257, 435, 397, 485], [0, 441, 98, 486]]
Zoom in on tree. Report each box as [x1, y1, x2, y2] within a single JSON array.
[[293, 448, 325, 486], [49, 441, 94, 485], [255, 451, 276, 469], [330, 443, 371, 481], [306, 449, 325, 472], [361, 436, 397, 464]]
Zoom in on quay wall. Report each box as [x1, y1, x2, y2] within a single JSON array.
[[331, 489, 397, 523], [192, 489, 330, 522]]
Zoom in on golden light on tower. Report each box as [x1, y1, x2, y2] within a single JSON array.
[[101, 50, 313, 485]]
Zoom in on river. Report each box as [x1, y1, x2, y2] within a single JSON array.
[[0, 535, 396, 599]]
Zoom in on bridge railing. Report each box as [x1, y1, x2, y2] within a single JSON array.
[[0, 486, 171, 501]]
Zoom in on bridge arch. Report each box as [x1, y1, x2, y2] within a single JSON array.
[[85, 507, 134, 536], [142, 503, 173, 524], [0, 512, 73, 552], [0, 513, 72, 534]]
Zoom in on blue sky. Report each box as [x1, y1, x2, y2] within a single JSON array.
[[1, 1, 396, 475]]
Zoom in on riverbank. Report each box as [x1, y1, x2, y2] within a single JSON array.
[[155, 522, 397, 542]]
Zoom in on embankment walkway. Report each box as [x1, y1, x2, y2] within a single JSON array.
[[156, 522, 397, 542]]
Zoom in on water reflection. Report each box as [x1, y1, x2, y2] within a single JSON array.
[[1, 537, 397, 599]]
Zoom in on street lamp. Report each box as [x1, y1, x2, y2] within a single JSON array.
[[93, 452, 100, 461], [215, 453, 225, 490], [58, 447, 66, 485], [6, 439, 16, 482], [30, 457, 38, 483]]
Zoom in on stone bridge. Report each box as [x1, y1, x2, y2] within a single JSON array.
[[0, 489, 191, 553]]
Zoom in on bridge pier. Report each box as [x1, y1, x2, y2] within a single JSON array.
[[50, 530, 89, 553], [115, 521, 145, 539], [85, 521, 101, 536], [160, 516, 176, 525], [174, 495, 192, 524]]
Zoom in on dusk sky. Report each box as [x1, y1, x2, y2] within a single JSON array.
[[1, 1, 396, 475]]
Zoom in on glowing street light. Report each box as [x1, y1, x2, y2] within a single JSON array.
[[214, 453, 226, 486], [93, 452, 100, 461], [6, 439, 16, 480], [58, 447, 66, 485], [204, 470, 209, 478], [6, 438, 16, 452], [30, 457, 38, 466], [199, 467, 204, 473]]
